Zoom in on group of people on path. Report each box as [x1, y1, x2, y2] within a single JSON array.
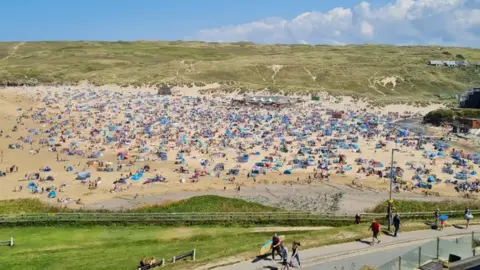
[[271, 233, 301, 269]]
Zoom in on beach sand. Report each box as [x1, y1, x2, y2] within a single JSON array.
[[0, 84, 475, 214]]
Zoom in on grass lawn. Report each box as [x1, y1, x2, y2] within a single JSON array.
[[0, 219, 474, 270]]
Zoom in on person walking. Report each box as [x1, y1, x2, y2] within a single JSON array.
[[434, 208, 439, 229], [465, 208, 473, 229], [393, 213, 401, 237], [369, 219, 381, 245], [355, 213, 361, 224], [271, 233, 282, 261], [290, 241, 301, 267], [280, 244, 289, 270]]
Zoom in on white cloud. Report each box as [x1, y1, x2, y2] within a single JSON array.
[[360, 21, 374, 37], [196, 0, 480, 46]]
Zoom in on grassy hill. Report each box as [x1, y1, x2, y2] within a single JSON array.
[[0, 196, 280, 214], [1, 41, 479, 101]]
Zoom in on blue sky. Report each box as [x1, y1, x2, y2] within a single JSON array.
[[1, 0, 479, 46], [0, 0, 387, 41]]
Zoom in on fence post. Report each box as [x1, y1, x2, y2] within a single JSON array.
[[418, 246, 422, 267], [193, 249, 196, 261], [172, 256, 176, 263], [10, 236, 13, 247], [161, 259, 165, 265], [436, 237, 440, 259], [472, 231, 475, 250], [398, 256, 401, 270]]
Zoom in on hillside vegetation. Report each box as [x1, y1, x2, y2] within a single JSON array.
[[0, 196, 280, 214], [423, 109, 480, 125], [1, 41, 479, 100]]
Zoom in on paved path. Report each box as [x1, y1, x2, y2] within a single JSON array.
[[217, 225, 480, 270]]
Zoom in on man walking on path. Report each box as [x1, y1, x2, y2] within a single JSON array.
[[434, 208, 439, 229], [393, 213, 401, 237], [369, 219, 381, 245], [271, 233, 282, 261]]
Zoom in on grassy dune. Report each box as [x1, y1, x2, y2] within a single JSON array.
[[0, 195, 280, 214], [1, 41, 479, 101], [369, 199, 480, 213]]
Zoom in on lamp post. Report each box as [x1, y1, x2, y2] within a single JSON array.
[[388, 148, 400, 231]]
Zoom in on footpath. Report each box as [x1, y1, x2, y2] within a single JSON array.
[[217, 225, 480, 270]]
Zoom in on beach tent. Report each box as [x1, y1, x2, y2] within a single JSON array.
[[238, 154, 249, 163], [227, 169, 240, 175], [214, 163, 225, 171], [158, 152, 168, 161], [283, 169, 292, 175], [76, 171, 91, 180], [27, 181, 37, 190], [427, 176, 436, 183], [48, 190, 56, 198]]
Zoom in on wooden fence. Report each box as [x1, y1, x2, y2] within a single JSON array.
[[0, 210, 476, 225]]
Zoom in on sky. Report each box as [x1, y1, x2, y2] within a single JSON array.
[[1, 0, 479, 46]]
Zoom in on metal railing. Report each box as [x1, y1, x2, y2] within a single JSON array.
[[0, 209, 476, 224], [378, 231, 480, 270]]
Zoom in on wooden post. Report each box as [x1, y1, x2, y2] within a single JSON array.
[[172, 256, 176, 263], [161, 259, 165, 266], [418, 246, 422, 267], [10, 236, 13, 247], [472, 231, 475, 250], [398, 256, 402, 269], [192, 249, 196, 261], [437, 237, 440, 259]]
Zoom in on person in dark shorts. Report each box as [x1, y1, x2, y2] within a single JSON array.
[[271, 233, 281, 260], [393, 213, 401, 237], [280, 244, 289, 270], [369, 219, 381, 245]]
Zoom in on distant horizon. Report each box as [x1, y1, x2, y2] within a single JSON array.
[[0, 0, 479, 47], [1, 40, 479, 49]]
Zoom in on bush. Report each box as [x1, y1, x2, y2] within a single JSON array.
[[423, 109, 480, 125]]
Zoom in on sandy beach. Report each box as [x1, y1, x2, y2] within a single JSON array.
[[0, 83, 478, 214]]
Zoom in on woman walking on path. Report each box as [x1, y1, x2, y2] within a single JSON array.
[[369, 219, 381, 245], [290, 241, 301, 267], [465, 208, 473, 229]]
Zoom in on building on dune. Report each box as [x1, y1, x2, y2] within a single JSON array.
[[427, 60, 469, 67], [157, 85, 172, 96], [231, 95, 297, 107]]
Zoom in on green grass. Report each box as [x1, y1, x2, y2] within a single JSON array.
[[0, 219, 475, 270], [0, 198, 63, 214], [1, 41, 479, 101], [423, 108, 480, 125], [0, 196, 281, 214], [133, 195, 281, 213], [369, 199, 480, 213]]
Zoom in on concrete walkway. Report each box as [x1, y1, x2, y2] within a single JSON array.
[[217, 225, 480, 270]]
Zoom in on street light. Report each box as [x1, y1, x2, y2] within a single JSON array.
[[388, 148, 400, 231]]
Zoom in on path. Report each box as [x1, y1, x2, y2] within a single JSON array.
[[216, 225, 480, 270], [0, 42, 25, 62]]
